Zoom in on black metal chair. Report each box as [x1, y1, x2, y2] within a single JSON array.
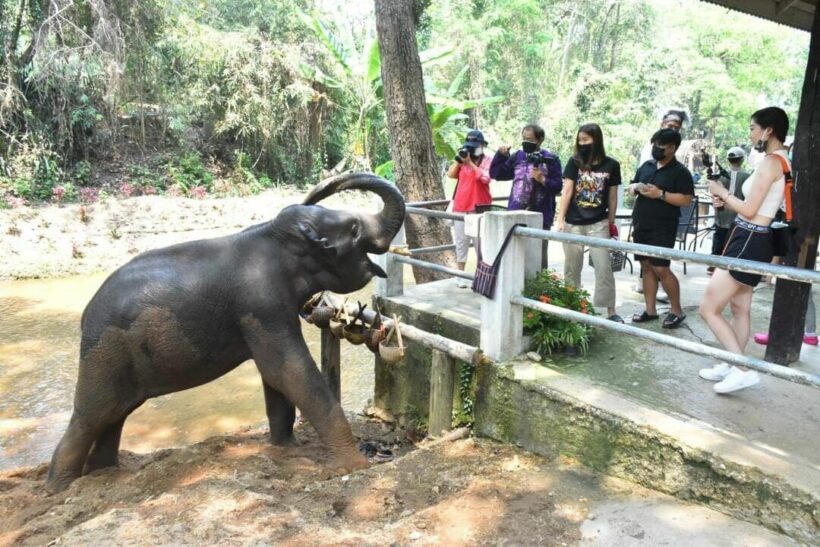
[[676, 198, 699, 274]]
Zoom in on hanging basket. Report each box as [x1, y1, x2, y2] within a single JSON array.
[[378, 315, 405, 364]]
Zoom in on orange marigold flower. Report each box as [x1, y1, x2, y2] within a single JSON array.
[[539, 295, 551, 304]]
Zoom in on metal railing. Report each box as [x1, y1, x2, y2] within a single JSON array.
[[377, 206, 820, 389]]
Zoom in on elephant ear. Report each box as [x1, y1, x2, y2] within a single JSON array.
[[298, 222, 337, 259]]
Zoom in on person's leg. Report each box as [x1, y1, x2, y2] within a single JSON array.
[[541, 240, 549, 270], [729, 287, 754, 352], [711, 226, 727, 256], [641, 259, 658, 316], [587, 220, 617, 316], [452, 221, 468, 271], [562, 243, 584, 289], [654, 265, 683, 317], [699, 269, 744, 354]]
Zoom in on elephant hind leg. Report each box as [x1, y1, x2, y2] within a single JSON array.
[[46, 411, 103, 493], [84, 416, 127, 474], [262, 382, 298, 446]]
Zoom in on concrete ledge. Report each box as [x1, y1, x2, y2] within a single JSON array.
[[474, 361, 820, 544]]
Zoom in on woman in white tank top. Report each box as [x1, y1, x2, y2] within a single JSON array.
[[697, 107, 790, 394]]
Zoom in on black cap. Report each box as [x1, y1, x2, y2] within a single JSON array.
[[463, 130, 488, 148]]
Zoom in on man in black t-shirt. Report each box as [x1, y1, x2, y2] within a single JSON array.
[[555, 123, 623, 322], [628, 128, 694, 329]]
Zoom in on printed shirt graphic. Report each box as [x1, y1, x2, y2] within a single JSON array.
[[563, 157, 621, 225]]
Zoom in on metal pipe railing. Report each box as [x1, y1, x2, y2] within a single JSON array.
[[410, 243, 457, 255], [391, 254, 473, 280], [514, 226, 820, 284], [511, 295, 820, 388], [405, 206, 464, 221], [406, 196, 509, 208]]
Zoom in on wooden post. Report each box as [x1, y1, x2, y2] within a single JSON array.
[[320, 328, 341, 401], [479, 211, 543, 361], [766, 6, 820, 365], [428, 349, 455, 438]]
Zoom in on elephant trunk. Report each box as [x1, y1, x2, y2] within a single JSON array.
[[302, 172, 406, 253]]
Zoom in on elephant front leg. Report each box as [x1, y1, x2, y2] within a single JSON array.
[[242, 316, 368, 473], [262, 382, 298, 446]]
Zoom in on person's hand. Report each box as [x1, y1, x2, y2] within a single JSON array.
[[711, 195, 725, 208], [707, 180, 726, 199], [640, 183, 663, 199], [554, 218, 565, 232], [531, 166, 546, 184], [463, 153, 474, 167], [609, 223, 619, 238], [498, 145, 511, 156]]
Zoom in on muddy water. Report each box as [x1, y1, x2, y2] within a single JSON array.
[[0, 274, 376, 470]]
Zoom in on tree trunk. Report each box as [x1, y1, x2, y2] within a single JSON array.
[[374, 0, 455, 283], [765, 5, 820, 365]]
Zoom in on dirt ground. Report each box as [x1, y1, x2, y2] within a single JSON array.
[[0, 189, 376, 280], [0, 416, 620, 546]]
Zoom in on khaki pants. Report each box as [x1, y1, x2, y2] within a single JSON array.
[[562, 219, 616, 308]]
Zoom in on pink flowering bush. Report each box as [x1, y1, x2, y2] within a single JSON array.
[[118, 182, 135, 198], [4, 195, 27, 208], [79, 187, 99, 204], [188, 185, 207, 199], [52, 185, 67, 202], [142, 185, 158, 196]]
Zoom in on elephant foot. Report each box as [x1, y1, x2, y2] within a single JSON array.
[[45, 472, 78, 494], [328, 450, 369, 475], [269, 433, 301, 447], [83, 452, 119, 475]]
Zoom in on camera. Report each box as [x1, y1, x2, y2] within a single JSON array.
[[455, 147, 470, 163], [701, 152, 727, 181], [526, 151, 549, 165]]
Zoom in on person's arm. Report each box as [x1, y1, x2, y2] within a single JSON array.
[[711, 156, 781, 219], [446, 161, 461, 180], [640, 165, 693, 207], [490, 150, 514, 180], [473, 156, 491, 185], [543, 155, 563, 193], [607, 186, 619, 225], [555, 178, 574, 232]]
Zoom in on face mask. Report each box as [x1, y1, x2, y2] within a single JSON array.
[[651, 145, 666, 162], [578, 143, 593, 161], [471, 146, 483, 157], [522, 141, 538, 154]]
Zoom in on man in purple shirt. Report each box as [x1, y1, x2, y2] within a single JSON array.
[[490, 124, 562, 268]]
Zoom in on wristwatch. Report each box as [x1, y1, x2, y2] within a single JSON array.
[[660, 190, 666, 201]]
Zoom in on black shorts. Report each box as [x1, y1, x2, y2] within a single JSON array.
[[722, 218, 773, 287], [633, 223, 677, 267]]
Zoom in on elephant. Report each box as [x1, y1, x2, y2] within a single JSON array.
[[46, 172, 405, 493]]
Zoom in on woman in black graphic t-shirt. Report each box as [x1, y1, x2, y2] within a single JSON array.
[[555, 123, 623, 323]]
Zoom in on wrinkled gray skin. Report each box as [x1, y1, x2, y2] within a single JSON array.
[[46, 173, 405, 493]]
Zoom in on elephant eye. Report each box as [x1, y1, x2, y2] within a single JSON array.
[[351, 223, 360, 239]]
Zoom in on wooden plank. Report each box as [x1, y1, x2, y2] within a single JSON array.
[[766, 5, 820, 364], [428, 349, 455, 438], [320, 328, 341, 401]]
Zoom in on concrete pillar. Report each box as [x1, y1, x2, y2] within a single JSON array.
[[428, 349, 455, 438], [373, 223, 406, 297], [480, 211, 542, 361]]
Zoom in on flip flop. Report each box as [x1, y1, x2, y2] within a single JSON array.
[[631, 311, 659, 323], [662, 313, 686, 329], [358, 441, 395, 464], [607, 314, 625, 323]]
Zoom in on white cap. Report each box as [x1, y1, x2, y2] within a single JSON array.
[[727, 146, 746, 159]]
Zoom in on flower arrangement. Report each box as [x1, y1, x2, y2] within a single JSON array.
[[522, 270, 597, 355]]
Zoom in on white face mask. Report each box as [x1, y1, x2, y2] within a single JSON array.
[[472, 147, 483, 157]]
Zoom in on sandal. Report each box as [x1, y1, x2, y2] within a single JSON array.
[[631, 311, 659, 323], [607, 314, 625, 323], [662, 313, 686, 329]]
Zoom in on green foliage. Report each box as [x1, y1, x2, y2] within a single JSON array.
[[523, 270, 597, 355], [165, 152, 213, 191], [452, 361, 475, 428]]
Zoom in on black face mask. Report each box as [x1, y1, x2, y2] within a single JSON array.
[[522, 141, 538, 154], [578, 144, 593, 162], [651, 145, 666, 162]]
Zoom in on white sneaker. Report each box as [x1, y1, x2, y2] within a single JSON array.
[[455, 277, 471, 288], [714, 367, 760, 394], [699, 362, 732, 382]]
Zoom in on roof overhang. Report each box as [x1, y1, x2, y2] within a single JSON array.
[[700, 0, 816, 31]]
